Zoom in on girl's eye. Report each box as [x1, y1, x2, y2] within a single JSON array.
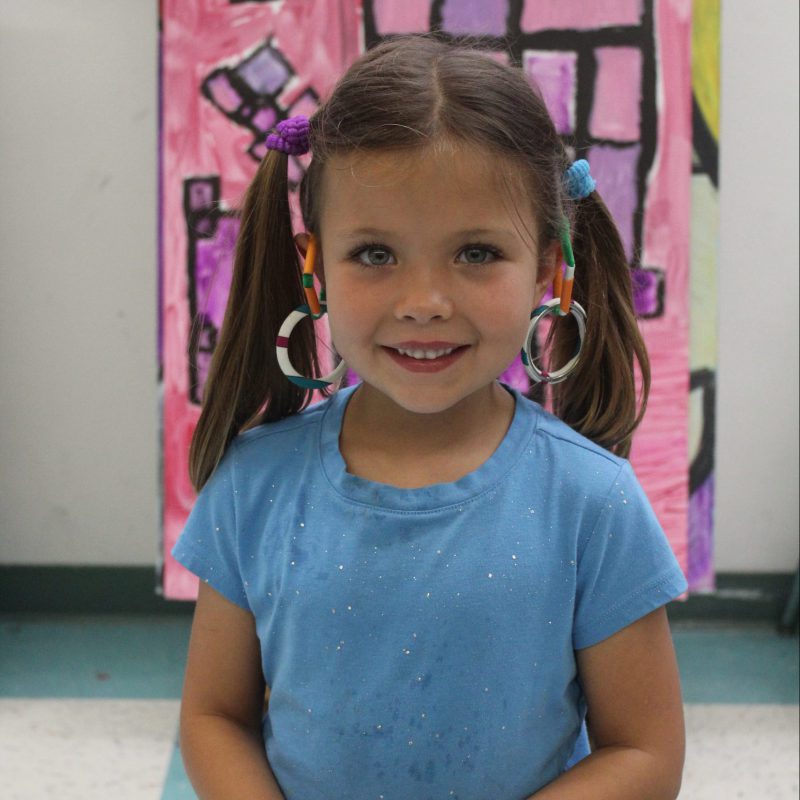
[[457, 245, 502, 265], [351, 245, 395, 268]]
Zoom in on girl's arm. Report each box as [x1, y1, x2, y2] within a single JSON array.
[[179, 581, 285, 800], [528, 607, 685, 800]]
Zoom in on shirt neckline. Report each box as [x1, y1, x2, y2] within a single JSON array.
[[319, 382, 538, 512]]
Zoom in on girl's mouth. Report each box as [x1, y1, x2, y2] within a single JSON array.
[[382, 344, 470, 373]]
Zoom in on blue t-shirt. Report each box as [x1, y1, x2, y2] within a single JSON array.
[[172, 384, 687, 800]]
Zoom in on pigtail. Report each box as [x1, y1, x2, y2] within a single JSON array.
[[548, 193, 651, 459], [188, 150, 322, 492]]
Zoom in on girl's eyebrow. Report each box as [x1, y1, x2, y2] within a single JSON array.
[[337, 227, 392, 240], [337, 226, 517, 241]]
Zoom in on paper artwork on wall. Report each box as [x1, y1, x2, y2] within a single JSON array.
[[160, 0, 716, 599]]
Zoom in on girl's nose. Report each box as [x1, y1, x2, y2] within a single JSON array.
[[392, 269, 454, 323]]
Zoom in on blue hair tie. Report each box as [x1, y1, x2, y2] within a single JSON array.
[[564, 159, 596, 200]]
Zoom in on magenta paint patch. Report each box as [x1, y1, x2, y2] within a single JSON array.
[[524, 50, 578, 135], [521, 0, 642, 33], [373, 0, 431, 34], [587, 144, 641, 262], [590, 47, 643, 141], [499, 355, 530, 394], [441, 0, 508, 36]]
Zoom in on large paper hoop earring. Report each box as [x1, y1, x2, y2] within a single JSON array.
[[521, 298, 587, 384], [275, 303, 348, 390]]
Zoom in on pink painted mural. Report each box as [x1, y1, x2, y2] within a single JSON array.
[[160, 0, 706, 600]]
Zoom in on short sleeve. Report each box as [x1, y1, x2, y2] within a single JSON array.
[[573, 461, 688, 650], [171, 445, 250, 611]]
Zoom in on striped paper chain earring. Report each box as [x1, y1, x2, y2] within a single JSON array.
[[275, 234, 348, 390], [520, 160, 594, 384]]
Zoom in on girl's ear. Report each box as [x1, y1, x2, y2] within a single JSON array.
[[533, 240, 561, 304], [294, 232, 325, 285]]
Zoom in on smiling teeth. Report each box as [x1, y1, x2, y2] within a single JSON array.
[[396, 347, 456, 360]]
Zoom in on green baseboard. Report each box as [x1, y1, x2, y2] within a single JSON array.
[[0, 566, 795, 624], [666, 572, 797, 627], [0, 566, 194, 615]]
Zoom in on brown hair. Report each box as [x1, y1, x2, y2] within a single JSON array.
[[189, 34, 650, 491]]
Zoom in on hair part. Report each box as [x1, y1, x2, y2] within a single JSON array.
[[189, 33, 650, 491]]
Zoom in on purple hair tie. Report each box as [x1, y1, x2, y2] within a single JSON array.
[[265, 115, 310, 156]]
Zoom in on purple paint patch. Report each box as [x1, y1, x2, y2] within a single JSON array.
[[206, 73, 242, 113], [194, 216, 239, 333], [236, 46, 290, 96], [188, 182, 215, 213], [373, 0, 431, 34], [587, 144, 641, 262], [688, 474, 715, 590], [521, 0, 642, 33], [524, 50, 578, 135], [441, 0, 508, 36], [590, 47, 643, 141], [631, 267, 663, 318], [191, 215, 240, 401]]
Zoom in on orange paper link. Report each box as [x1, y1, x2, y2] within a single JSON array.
[[303, 235, 322, 316], [553, 266, 563, 302], [559, 279, 574, 315]]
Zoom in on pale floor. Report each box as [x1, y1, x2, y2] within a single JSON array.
[[1, 617, 797, 800]]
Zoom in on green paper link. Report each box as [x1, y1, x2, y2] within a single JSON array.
[[559, 217, 575, 268], [295, 301, 327, 321], [287, 375, 331, 390], [302, 273, 314, 288]]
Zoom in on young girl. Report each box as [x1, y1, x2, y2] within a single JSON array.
[[173, 35, 688, 800]]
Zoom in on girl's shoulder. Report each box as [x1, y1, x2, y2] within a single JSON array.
[[517, 393, 630, 495], [202, 395, 338, 500], [522, 394, 625, 468], [234, 393, 335, 451]]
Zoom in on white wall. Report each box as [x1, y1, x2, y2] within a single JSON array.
[[0, 1, 159, 564], [0, 1, 797, 571]]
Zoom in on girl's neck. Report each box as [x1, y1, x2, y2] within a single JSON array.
[[338, 381, 515, 488]]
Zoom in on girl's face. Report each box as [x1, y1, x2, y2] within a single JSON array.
[[311, 145, 557, 417]]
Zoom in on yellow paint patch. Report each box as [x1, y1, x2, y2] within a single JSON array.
[[692, 0, 720, 141]]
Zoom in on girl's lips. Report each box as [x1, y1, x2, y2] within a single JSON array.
[[391, 341, 463, 350], [382, 344, 470, 373]]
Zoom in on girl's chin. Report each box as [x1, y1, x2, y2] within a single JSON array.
[[351, 377, 501, 419]]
